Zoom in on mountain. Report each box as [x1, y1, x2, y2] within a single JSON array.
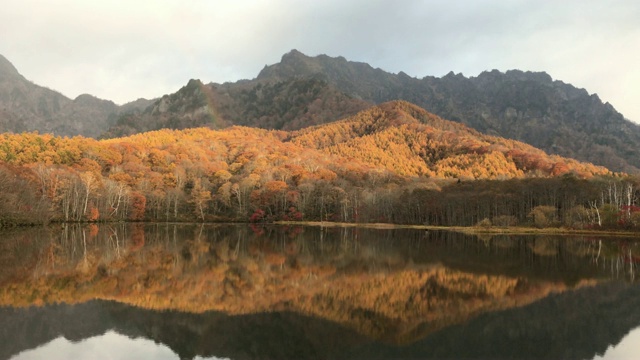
[[101, 76, 371, 138], [257, 50, 640, 173], [287, 101, 608, 179], [3, 51, 637, 173], [1, 101, 610, 180], [102, 50, 640, 173], [99, 79, 229, 138], [0, 54, 151, 137], [257, 49, 411, 102]]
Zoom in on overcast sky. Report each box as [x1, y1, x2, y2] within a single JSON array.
[[1, 0, 638, 122]]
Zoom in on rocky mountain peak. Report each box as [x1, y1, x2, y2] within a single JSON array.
[[258, 49, 319, 80], [281, 49, 306, 61], [73, 93, 115, 106], [473, 69, 553, 86], [0, 54, 22, 80], [504, 69, 553, 83]]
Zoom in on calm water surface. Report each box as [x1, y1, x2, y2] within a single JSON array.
[[1, 224, 640, 359]]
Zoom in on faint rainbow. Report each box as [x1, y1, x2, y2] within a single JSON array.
[[199, 81, 221, 128]]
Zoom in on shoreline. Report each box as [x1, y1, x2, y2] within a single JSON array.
[[3, 219, 640, 237], [274, 221, 640, 237]]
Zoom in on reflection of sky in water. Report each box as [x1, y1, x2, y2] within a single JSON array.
[[9, 327, 640, 360], [10, 331, 229, 360], [593, 326, 640, 360]]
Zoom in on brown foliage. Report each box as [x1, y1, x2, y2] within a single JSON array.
[[0, 101, 618, 225]]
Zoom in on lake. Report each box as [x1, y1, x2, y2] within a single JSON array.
[[1, 223, 640, 360]]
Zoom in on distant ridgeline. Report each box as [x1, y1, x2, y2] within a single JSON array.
[[1, 50, 639, 173], [0, 55, 151, 137], [100, 51, 640, 174], [1, 101, 639, 228]]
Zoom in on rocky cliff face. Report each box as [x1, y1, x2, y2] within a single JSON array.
[[0, 54, 149, 137], [256, 51, 640, 173], [418, 70, 640, 173], [257, 49, 410, 102], [100, 79, 228, 138], [101, 76, 371, 138]]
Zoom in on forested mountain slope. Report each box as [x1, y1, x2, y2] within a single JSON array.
[[0, 102, 619, 227], [288, 101, 607, 179], [2, 50, 638, 173]]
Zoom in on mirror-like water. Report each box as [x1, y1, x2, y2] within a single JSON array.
[[9, 330, 228, 360], [1, 224, 640, 359]]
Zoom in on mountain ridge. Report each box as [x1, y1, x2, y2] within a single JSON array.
[[0, 54, 21, 80], [0, 55, 151, 137], [121, 49, 638, 173], [0, 101, 630, 228], [287, 100, 609, 179], [255, 50, 640, 173], [1, 50, 638, 173]]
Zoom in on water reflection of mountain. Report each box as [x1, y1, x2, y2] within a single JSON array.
[[0, 301, 368, 360], [348, 281, 640, 359], [2, 281, 640, 360], [1, 224, 640, 359]]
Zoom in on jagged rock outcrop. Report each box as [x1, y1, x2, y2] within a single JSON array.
[[257, 51, 640, 173]]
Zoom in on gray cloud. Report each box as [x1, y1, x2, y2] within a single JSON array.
[[1, 0, 638, 122]]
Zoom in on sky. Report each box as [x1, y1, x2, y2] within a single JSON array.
[[1, 0, 639, 122]]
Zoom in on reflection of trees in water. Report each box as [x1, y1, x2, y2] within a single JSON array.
[[590, 238, 639, 281], [2, 225, 639, 317], [4, 225, 640, 358], [4, 225, 640, 284], [415, 231, 640, 282], [4, 224, 640, 345]]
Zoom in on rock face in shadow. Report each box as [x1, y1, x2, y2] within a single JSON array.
[[99, 76, 371, 138], [0, 54, 151, 137]]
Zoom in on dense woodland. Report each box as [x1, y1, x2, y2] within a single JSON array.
[[0, 101, 638, 229]]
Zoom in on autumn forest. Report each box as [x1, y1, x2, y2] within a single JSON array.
[[1, 101, 638, 230]]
